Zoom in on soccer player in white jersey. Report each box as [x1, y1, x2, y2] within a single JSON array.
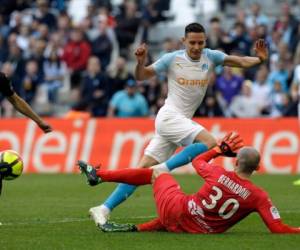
[[87, 23, 269, 226]]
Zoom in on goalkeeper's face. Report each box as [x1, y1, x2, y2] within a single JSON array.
[[182, 32, 206, 60]]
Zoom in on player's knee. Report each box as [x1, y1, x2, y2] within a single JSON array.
[[195, 131, 217, 149]]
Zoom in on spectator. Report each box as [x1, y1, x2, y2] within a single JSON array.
[[141, 0, 171, 41], [108, 79, 149, 117], [252, 64, 271, 114], [0, 34, 8, 64], [61, 27, 91, 73], [273, 2, 299, 53], [1, 62, 22, 95], [28, 38, 47, 79], [215, 66, 244, 114], [280, 93, 298, 117], [269, 42, 292, 72], [115, 1, 141, 54], [36, 23, 50, 40], [16, 24, 31, 51], [33, 0, 57, 31], [245, 3, 269, 29], [157, 38, 177, 58], [206, 17, 230, 53], [269, 80, 286, 117], [229, 22, 252, 55], [197, 93, 224, 117], [0, 62, 21, 116], [291, 57, 300, 117], [42, 49, 66, 103], [229, 80, 262, 117], [91, 15, 113, 71], [107, 56, 134, 95], [267, 60, 290, 92], [74, 56, 110, 117], [21, 59, 42, 104], [0, 14, 10, 38], [6, 44, 25, 78]]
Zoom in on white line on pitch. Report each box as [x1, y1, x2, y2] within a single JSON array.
[[0, 215, 157, 226], [1, 210, 299, 227]]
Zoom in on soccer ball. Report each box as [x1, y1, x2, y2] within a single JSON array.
[[0, 150, 23, 180]]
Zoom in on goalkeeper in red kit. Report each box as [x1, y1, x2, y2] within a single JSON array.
[[78, 133, 300, 234]]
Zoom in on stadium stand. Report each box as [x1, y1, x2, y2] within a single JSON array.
[[0, 0, 298, 118]]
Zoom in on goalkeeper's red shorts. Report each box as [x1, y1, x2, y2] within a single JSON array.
[[153, 173, 187, 232]]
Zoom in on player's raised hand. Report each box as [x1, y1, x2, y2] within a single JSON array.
[[216, 132, 244, 157], [135, 43, 148, 65], [254, 39, 268, 63]]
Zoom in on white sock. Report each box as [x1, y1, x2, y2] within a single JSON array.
[[100, 204, 111, 215], [151, 163, 169, 172]]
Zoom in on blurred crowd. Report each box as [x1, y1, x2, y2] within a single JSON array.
[[0, 0, 299, 119]]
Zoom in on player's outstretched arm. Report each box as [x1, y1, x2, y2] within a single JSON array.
[[7, 93, 52, 133], [258, 196, 300, 233], [224, 39, 268, 68], [134, 43, 156, 80]]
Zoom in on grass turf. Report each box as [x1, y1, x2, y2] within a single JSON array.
[[0, 174, 300, 250]]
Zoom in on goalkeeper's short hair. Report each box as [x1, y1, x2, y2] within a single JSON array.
[[237, 147, 260, 174]]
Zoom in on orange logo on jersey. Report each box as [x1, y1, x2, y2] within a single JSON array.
[[177, 77, 208, 86]]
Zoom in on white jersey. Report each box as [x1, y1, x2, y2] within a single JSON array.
[[152, 49, 227, 118]]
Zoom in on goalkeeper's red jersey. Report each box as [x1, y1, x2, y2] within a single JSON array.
[[179, 151, 300, 233], [139, 150, 300, 234]]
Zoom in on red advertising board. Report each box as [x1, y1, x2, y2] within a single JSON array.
[[0, 118, 299, 174]]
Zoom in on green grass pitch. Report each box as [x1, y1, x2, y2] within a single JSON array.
[[1, 174, 300, 250]]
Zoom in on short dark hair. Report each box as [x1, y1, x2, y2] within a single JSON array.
[[185, 23, 206, 36], [210, 17, 220, 23]]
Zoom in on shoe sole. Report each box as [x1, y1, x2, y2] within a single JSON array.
[[77, 161, 100, 186]]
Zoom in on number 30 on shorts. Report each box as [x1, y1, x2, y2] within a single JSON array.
[[202, 186, 240, 219]]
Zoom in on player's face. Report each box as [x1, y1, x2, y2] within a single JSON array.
[[183, 32, 206, 60]]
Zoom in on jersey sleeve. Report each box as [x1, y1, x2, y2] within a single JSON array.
[[257, 192, 300, 233], [0, 72, 14, 97], [151, 51, 177, 74], [206, 49, 227, 66], [191, 149, 219, 178]]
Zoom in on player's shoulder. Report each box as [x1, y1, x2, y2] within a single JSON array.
[[159, 50, 184, 59], [203, 48, 227, 62], [246, 181, 269, 201], [202, 48, 224, 56]]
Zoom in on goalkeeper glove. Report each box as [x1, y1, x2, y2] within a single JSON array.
[[215, 132, 244, 157]]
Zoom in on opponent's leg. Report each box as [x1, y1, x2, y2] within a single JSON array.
[[88, 155, 159, 225], [89, 134, 176, 226], [165, 130, 216, 171]]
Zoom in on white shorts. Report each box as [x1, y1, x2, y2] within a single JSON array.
[[144, 107, 204, 163]]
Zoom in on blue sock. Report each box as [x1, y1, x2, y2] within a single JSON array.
[[166, 143, 208, 171], [103, 183, 137, 211]]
